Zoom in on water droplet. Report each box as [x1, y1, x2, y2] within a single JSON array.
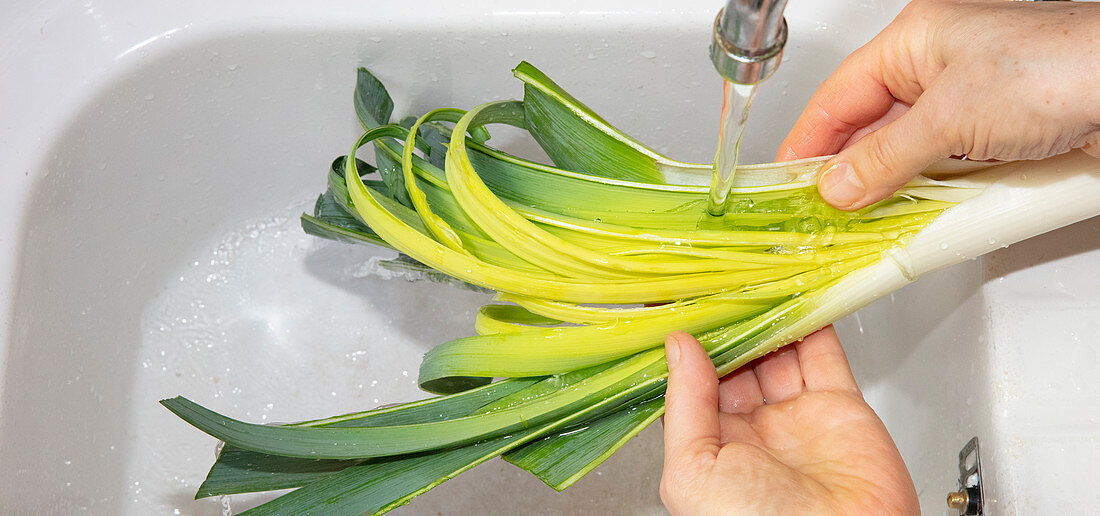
[[226, 64, 238, 71], [143, 92, 155, 101], [640, 50, 658, 59]]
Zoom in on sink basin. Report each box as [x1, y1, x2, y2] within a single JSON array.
[[2, 1, 1097, 514]]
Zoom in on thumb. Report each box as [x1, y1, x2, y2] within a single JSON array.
[[662, 332, 721, 470], [818, 104, 947, 210]]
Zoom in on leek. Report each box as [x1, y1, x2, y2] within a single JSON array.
[[163, 62, 1100, 515]]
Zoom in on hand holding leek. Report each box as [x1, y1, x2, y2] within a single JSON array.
[[661, 4, 1100, 514], [659, 328, 918, 516], [779, 0, 1100, 211]]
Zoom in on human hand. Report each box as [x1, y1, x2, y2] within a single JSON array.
[[659, 328, 918, 516], [777, 0, 1100, 210]]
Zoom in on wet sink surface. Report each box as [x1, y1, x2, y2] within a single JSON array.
[[2, 1, 1098, 514]]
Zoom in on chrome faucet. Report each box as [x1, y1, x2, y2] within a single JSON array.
[[709, 0, 790, 85]]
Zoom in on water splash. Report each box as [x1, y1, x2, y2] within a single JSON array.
[[707, 81, 757, 216]]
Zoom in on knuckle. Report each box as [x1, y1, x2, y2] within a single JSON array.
[[864, 133, 905, 179], [939, 121, 968, 157], [960, 121, 1004, 161], [855, 133, 917, 192]]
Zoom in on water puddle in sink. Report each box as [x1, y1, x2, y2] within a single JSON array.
[[113, 199, 664, 514], [124, 201, 493, 513]]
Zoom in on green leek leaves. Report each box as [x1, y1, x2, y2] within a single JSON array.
[[164, 62, 984, 514]]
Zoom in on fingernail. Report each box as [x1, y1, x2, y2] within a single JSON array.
[[664, 334, 682, 367], [819, 161, 865, 208]]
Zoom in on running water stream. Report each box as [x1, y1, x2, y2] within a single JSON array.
[[706, 80, 757, 216]]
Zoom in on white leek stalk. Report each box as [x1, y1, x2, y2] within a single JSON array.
[[713, 151, 1100, 374]]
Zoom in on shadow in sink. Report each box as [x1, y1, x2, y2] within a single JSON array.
[[218, 428, 665, 515], [300, 241, 493, 351], [838, 259, 993, 511], [983, 216, 1100, 281]]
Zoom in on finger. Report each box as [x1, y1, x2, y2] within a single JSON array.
[[751, 347, 805, 404], [796, 326, 861, 394], [775, 47, 897, 161], [662, 332, 722, 467], [818, 99, 948, 210], [842, 100, 910, 150], [717, 367, 764, 414]]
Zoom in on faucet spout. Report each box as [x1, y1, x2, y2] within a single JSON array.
[[710, 0, 790, 85]]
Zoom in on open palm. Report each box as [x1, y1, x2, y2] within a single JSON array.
[[659, 327, 919, 515]]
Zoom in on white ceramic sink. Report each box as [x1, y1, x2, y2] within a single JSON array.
[[2, 1, 1097, 514]]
